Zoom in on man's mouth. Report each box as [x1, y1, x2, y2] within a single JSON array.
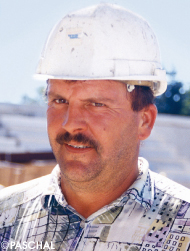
[[67, 143, 91, 149], [64, 142, 93, 153]]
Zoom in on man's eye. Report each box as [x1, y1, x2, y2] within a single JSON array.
[[55, 99, 68, 104], [92, 102, 105, 107]]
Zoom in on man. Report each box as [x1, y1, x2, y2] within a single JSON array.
[[0, 4, 190, 251]]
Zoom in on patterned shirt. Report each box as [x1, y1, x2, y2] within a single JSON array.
[[0, 157, 190, 251]]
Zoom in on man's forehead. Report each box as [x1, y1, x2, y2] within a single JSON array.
[[47, 79, 129, 101], [47, 79, 127, 88], [48, 79, 152, 86]]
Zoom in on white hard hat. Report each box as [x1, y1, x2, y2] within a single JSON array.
[[35, 3, 167, 96]]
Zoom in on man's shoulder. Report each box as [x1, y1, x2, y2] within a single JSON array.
[[0, 174, 50, 211], [150, 170, 190, 203]]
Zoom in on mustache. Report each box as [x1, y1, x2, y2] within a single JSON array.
[[56, 132, 99, 151]]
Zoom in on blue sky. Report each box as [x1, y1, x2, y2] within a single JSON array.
[[1, 0, 190, 104]]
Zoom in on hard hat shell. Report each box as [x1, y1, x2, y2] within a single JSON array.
[[35, 3, 167, 96]]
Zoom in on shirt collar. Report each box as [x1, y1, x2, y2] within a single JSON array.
[[41, 164, 67, 209], [103, 157, 154, 211], [122, 157, 154, 210], [41, 157, 154, 212]]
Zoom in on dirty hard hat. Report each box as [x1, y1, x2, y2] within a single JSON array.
[[34, 3, 167, 96]]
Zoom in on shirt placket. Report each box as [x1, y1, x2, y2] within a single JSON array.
[[74, 220, 93, 251]]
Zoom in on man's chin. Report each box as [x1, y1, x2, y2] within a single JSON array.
[[59, 159, 102, 184]]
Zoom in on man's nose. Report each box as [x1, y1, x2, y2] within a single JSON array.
[[62, 104, 88, 134]]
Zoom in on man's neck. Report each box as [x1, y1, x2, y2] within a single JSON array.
[[60, 166, 139, 219]]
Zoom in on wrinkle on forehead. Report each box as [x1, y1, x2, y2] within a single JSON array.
[[46, 79, 130, 101]]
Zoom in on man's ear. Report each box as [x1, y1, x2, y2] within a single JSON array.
[[138, 104, 157, 140]]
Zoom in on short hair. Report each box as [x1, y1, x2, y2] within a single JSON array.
[[129, 86, 155, 112]]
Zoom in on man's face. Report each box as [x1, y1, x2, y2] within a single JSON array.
[[47, 79, 141, 187]]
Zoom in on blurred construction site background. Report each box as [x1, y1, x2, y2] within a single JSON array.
[[0, 103, 56, 187]]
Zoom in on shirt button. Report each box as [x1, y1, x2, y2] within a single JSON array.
[[80, 221, 85, 228]]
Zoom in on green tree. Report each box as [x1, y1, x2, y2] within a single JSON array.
[[155, 70, 186, 115], [181, 89, 190, 115]]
